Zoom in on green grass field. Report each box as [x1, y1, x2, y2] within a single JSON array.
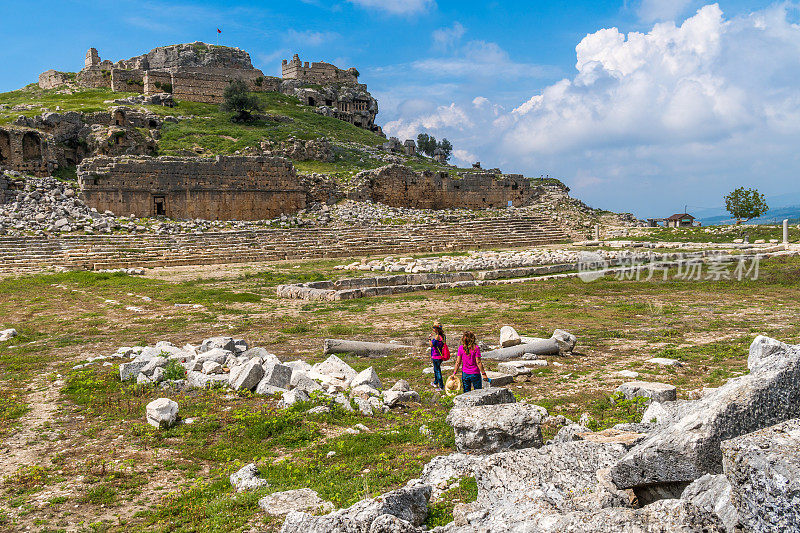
[[0, 253, 798, 530]]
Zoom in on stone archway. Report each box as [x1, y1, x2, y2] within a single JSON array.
[[0, 130, 10, 164], [307, 96, 316, 106], [113, 109, 126, 126], [22, 132, 41, 161]]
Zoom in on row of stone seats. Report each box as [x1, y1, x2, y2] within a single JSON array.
[[0, 216, 570, 273]]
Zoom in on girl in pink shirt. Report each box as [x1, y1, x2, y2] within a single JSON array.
[[451, 331, 488, 392]]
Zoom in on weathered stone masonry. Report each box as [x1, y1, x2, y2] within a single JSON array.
[[348, 165, 539, 209], [78, 156, 305, 220], [0, 127, 56, 177]]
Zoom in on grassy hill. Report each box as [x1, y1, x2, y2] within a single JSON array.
[[0, 84, 486, 181]]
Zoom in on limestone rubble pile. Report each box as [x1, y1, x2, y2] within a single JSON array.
[[338, 248, 681, 273], [109, 336, 420, 413], [281, 335, 800, 532]]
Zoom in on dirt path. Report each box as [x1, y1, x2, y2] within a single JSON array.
[[0, 376, 61, 479]]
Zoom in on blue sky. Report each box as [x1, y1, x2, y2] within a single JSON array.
[[2, 0, 798, 217]]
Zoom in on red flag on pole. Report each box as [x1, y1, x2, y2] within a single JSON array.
[[217, 28, 222, 33]]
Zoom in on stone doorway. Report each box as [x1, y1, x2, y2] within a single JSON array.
[[0, 131, 10, 163], [114, 110, 126, 126], [153, 196, 166, 216], [22, 132, 41, 161]]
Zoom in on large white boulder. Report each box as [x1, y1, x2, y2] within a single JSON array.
[[0, 328, 18, 342], [146, 398, 179, 428], [230, 463, 268, 492], [350, 366, 382, 390], [229, 359, 264, 391]]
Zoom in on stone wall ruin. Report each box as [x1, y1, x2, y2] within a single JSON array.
[[0, 127, 56, 177], [348, 165, 540, 209], [77, 155, 305, 220]]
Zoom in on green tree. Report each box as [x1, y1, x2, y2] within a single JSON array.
[[416, 133, 438, 157], [725, 187, 768, 224], [437, 138, 453, 161], [221, 79, 262, 122]]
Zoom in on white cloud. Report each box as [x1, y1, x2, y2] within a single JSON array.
[[432, 22, 466, 50], [638, 0, 694, 22], [384, 4, 800, 215], [347, 0, 435, 15], [285, 29, 339, 46]]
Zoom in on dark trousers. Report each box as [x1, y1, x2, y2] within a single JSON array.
[[431, 359, 444, 388], [462, 373, 482, 392]]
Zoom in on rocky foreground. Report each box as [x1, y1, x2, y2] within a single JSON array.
[[272, 335, 799, 532]]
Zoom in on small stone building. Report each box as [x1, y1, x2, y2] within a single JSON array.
[[77, 155, 306, 220]]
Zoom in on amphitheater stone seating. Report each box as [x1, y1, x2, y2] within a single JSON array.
[[0, 216, 569, 274]]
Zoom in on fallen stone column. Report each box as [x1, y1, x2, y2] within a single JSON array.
[[482, 339, 559, 360], [323, 339, 413, 356], [482, 330, 577, 360]]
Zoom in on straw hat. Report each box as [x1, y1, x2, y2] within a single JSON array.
[[445, 374, 461, 396], [433, 320, 442, 328]]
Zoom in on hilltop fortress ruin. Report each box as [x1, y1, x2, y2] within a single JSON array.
[[39, 43, 379, 131]]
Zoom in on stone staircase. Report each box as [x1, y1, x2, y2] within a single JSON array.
[[0, 216, 570, 274]]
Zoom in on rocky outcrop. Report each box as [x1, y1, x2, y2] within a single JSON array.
[[610, 337, 800, 490], [721, 418, 800, 532], [680, 474, 738, 532], [446, 403, 546, 453]]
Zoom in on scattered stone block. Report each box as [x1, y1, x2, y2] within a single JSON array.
[[382, 389, 420, 408], [0, 328, 18, 341], [200, 336, 235, 353], [390, 379, 410, 392], [141, 356, 167, 377], [646, 357, 683, 367], [195, 348, 230, 365], [257, 363, 292, 391], [229, 359, 264, 391], [453, 387, 515, 409], [280, 486, 429, 532], [230, 463, 268, 492], [119, 360, 148, 381], [721, 418, 800, 532], [310, 355, 357, 385], [186, 370, 229, 389], [350, 366, 382, 390], [202, 361, 224, 374], [146, 398, 178, 428], [748, 334, 791, 371], [258, 488, 335, 516], [446, 403, 546, 453], [611, 338, 800, 490], [615, 370, 639, 379], [640, 399, 696, 425], [278, 389, 310, 408], [242, 347, 280, 367], [616, 381, 677, 403], [500, 325, 521, 347], [484, 371, 514, 387]]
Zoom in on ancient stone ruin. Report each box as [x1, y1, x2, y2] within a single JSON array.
[[78, 155, 304, 220], [38, 43, 379, 132]]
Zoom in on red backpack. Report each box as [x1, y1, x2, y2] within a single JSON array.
[[440, 343, 451, 361]]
